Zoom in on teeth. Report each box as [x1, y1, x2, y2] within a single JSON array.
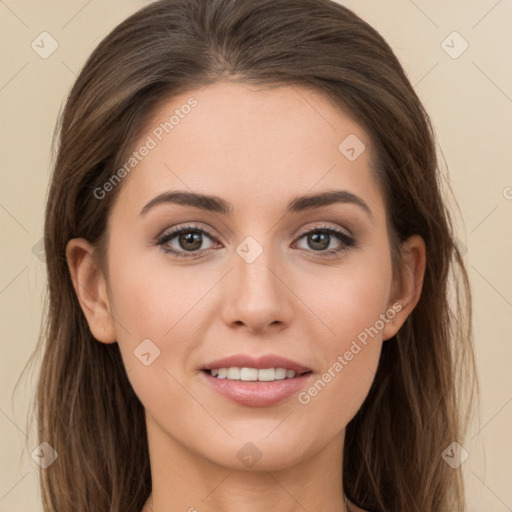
[[240, 367, 258, 381], [275, 368, 288, 380], [208, 367, 298, 381], [227, 367, 240, 379]]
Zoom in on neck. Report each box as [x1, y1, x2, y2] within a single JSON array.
[[143, 416, 350, 512]]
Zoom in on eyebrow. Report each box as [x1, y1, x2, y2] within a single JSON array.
[[139, 189, 373, 219]]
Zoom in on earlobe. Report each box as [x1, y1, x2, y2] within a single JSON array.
[[65, 238, 117, 344], [382, 234, 426, 341]]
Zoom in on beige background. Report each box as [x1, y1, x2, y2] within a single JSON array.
[[1, 1, 511, 510]]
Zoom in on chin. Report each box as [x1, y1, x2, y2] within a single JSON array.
[[196, 434, 316, 472]]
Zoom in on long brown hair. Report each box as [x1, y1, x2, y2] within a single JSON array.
[[26, 0, 477, 510]]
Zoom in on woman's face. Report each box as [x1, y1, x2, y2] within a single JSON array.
[[84, 81, 415, 471]]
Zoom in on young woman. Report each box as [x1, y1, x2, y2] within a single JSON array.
[[33, 0, 477, 510]]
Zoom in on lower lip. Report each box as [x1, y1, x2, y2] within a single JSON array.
[[201, 370, 313, 407]]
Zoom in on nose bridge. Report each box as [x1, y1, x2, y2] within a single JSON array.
[[234, 234, 282, 300], [222, 233, 293, 330]]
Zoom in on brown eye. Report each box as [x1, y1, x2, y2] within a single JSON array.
[[305, 231, 331, 251], [294, 226, 355, 256], [156, 225, 216, 257], [176, 231, 203, 251]]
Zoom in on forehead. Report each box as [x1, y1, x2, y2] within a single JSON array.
[[110, 81, 386, 222]]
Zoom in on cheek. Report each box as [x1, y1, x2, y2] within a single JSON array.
[[105, 251, 203, 417], [105, 246, 221, 395], [106, 244, 211, 341], [305, 242, 393, 344], [297, 247, 392, 421], [297, 344, 380, 433], [298, 287, 387, 429]]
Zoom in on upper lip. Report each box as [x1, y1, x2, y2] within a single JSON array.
[[201, 354, 312, 374]]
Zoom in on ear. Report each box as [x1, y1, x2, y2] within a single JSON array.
[[382, 234, 426, 341], [65, 238, 117, 344]]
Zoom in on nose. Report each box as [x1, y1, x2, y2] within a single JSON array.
[[221, 244, 294, 334]]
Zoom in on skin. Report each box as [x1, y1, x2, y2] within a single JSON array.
[[66, 81, 426, 512]]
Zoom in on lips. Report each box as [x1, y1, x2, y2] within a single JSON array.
[[200, 353, 312, 375], [199, 353, 314, 406]]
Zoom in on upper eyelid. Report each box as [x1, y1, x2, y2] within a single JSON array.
[[295, 223, 352, 239], [158, 223, 215, 240], [158, 223, 352, 241]]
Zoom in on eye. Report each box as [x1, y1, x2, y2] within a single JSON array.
[[156, 224, 217, 258], [155, 223, 356, 259], [294, 225, 356, 256]]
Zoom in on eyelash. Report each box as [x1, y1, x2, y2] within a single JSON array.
[[155, 223, 356, 259]]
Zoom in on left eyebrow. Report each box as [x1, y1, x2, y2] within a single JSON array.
[[285, 189, 373, 220], [139, 189, 373, 220]]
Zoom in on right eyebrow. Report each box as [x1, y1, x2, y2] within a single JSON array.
[[140, 191, 232, 216]]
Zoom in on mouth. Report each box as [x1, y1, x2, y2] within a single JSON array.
[[202, 367, 312, 381], [199, 354, 314, 407]]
